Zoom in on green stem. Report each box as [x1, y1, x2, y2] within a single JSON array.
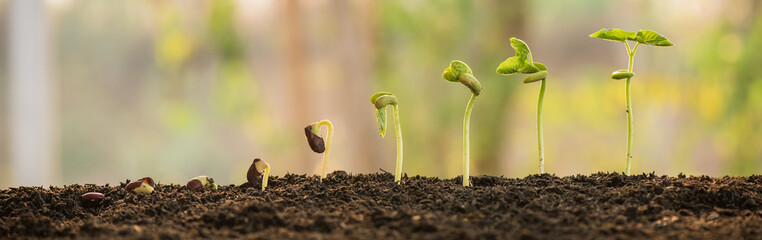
[[462, 94, 477, 187], [393, 105, 403, 184], [262, 165, 270, 191], [318, 120, 334, 181], [537, 79, 546, 174], [624, 43, 638, 175]]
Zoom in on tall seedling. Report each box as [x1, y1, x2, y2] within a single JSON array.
[[496, 37, 549, 174], [442, 60, 482, 187], [589, 28, 673, 175]]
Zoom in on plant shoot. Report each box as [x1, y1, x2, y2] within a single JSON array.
[[370, 92, 404, 184], [496, 37, 549, 174], [442, 60, 481, 187], [305, 120, 334, 181], [589, 28, 673, 175], [247, 158, 271, 191], [186, 176, 218, 191]]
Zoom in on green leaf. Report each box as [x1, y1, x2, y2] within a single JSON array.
[[442, 60, 472, 82], [634, 30, 673, 46], [509, 37, 531, 60], [497, 37, 541, 75], [496, 56, 523, 74], [376, 107, 387, 137], [610, 70, 634, 80], [589, 28, 636, 42]]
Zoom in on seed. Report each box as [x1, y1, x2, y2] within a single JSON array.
[[304, 125, 326, 153], [186, 176, 218, 191], [125, 177, 155, 194], [247, 158, 270, 185], [82, 192, 105, 202]]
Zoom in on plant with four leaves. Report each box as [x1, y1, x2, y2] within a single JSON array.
[[370, 92, 404, 184], [589, 28, 673, 175], [496, 37, 549, 174], [441, 60, 482, 187]]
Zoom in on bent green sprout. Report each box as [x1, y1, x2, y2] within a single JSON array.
[[589, 28, 673, 175], [370, 92, 403, 184], [304, 120, 334, 182], [442, 60, 481, 187], [496, 37, 549, 174]]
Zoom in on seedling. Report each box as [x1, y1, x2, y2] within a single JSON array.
[[305, 120, 333, 182], [370, 92, 404, 184], [247, 158, 271, 191], [589, 28, 673, 175], [496, 37, 549, 174], [186, 176, 218, 191], [125, 177, 155, 194], [441, 60, 481, 187]]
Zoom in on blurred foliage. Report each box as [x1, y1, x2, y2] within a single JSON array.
[[2, 0, 762, 187]]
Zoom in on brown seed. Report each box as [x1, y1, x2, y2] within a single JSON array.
[[247, 158, 269, 185], [125, 177, 156, 193], [82, 192, 105, 202], [304, 125, 325, 153], [187, 179, 203, 191]]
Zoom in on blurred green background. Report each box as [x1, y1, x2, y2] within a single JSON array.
[[1, 0, 760, 188]]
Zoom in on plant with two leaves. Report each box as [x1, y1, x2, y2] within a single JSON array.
[[304, 120, 334, 182], [589, 28, 673, 175], [496, 37, 549, 174], [370, 92, 404, 184], [441, 60, 481, 187], [247, 158, 271, 191]]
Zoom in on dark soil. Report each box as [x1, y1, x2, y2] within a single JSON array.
[[2, 171, 762, 239]]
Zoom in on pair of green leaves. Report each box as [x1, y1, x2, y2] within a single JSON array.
[[442, 61, 482, 95], [589, 28, 673, 47], [496, 37, 548, 83], [370, 92, 397, 137]]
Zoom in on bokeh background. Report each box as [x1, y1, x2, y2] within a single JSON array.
[[1, 0, 761, 188]]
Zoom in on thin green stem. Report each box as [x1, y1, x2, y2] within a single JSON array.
[[462, 94, 477, 187], [537, 79, 546, 174], [624, 43, 638, 175], [318, 120, 334, 181], [393, 105, 403, 184]]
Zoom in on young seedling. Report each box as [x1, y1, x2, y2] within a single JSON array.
[[247, 158, 271, 191], [304, 120, 333, 182], [186, 176, 218, 191], [496, 37, 549, 174], [589, 28, 673, 175], [441, 60, 481, 187], [125, 177, 155, 194], [370, 92, 404, 184]]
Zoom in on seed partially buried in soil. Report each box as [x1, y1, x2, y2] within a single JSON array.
[[304, 125, 325, 153], [81, 192, 105, 203], [125, 177, 155, 194], [247, 158, 270, 191], [186, 176, 218, 191]]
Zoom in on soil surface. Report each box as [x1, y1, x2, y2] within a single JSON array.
[[2, 172, 762, 239]]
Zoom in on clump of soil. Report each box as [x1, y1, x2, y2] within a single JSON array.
[[2, 172, 762, 239]]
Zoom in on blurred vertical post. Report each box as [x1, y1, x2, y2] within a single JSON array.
[[8, 0, 57, 186], [282, 0, 310, 167]]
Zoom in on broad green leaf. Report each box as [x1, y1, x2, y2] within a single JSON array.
[[634, 30, 673, 46], [509, 37, 531, 60], [589, 28, 636, 42], [376, 107, 387, 137], [442, 60, 472, 82], [496, 56, 523, 74], [497, 37, 542, 75]]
